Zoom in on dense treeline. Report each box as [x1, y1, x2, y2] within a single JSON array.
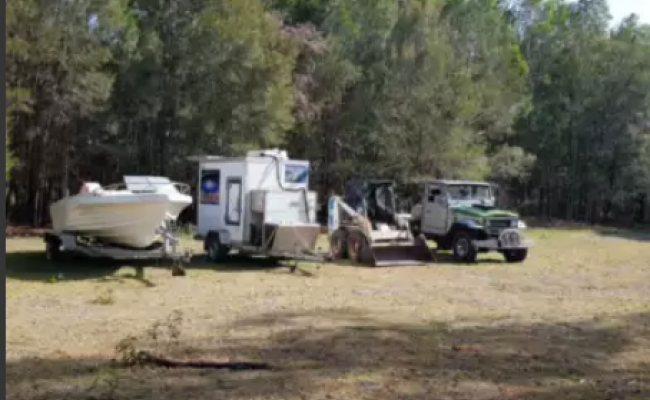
[[6, 0, 650, 226]]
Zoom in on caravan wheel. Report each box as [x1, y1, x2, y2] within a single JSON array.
[[205, 233, 230, 263]]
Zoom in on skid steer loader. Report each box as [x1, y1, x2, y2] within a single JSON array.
[[327, 179, 433, 267]]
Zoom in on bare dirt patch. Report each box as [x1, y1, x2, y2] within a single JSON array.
[[6, 225, 49, 238], [6, 229, 650, 400]]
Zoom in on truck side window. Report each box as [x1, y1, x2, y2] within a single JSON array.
[[428, 188, 441, 203]]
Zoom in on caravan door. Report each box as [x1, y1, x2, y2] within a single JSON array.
[[224, 176, 244, 242]]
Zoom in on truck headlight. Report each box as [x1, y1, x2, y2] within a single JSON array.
[[517, 220, 527, 229]]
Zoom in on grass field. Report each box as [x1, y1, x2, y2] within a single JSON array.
[[6, 227, 650, 400]]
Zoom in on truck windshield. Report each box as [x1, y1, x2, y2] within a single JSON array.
[[447, 185, 492, 201]]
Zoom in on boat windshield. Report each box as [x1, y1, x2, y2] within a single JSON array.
[[100, 176, 190, 195], [124, 176, 174, 193]]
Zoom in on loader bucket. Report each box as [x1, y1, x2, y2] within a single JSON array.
[[368, 240, 433, 267]]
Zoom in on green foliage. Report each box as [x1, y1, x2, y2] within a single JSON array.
[[6, 126, 16, 181], [101, 0, 299, 176], [511, 0, 650, 220], [4, 88, 32, 180], [489, 145, 537, 181], [6, 0, 132, 196], [5, 0, 650, 225]]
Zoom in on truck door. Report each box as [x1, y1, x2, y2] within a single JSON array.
[[422, 184, 447, 235]]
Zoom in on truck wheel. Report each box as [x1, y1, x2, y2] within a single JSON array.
[[503, 249, 528, 263], [452, 231, 478, 263], [205, 233, 230, 263], [329, 229, 348, 260]]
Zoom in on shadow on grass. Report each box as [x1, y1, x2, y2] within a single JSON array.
[[178, 250, 507, 274], [4, 244, 517, 284], [5, 250, 121, 282], [185, 253, 284, 272], [433, 252, 507, 265], [5, 252, 164, 286], [5, 249, 315, 283], [6, 309, 650, 400], [182, 253, 323, 277], [332, 253, 506, 269]]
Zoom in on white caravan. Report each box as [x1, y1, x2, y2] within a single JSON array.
[[189, 149, 321, 262]]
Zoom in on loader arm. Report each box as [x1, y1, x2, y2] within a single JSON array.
[[327, 195, 373, 239]]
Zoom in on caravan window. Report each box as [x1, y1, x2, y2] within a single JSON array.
[[284, 163, 308, 185], [225, 178, 242, 226]]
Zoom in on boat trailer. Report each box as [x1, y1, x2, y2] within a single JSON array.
[[43, 221, 191, 276]]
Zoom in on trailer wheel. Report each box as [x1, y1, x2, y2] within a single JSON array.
[[45, 239, 63, 263], [452, 231, 478, 263], [329, 229, 348, 260], [205, 233, 230, 263]]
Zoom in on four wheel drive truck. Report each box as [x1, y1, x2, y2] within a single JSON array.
[[409, 180, 533, 263]]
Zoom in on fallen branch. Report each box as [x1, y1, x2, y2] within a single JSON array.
[[130, 351, 273, 371]]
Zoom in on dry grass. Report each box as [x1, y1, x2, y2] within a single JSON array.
[[6, 227, 650, 400]]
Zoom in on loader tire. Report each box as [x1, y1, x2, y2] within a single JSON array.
[[330, 229, 348, 260], [347, 231, 372, 265]]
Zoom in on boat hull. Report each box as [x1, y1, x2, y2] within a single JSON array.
[[50, 193, 192, 248]]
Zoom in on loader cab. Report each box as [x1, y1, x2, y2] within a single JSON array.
[[343, 179, 399, 228]]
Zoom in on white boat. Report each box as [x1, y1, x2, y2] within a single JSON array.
[[49, 176, 193, 248]]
